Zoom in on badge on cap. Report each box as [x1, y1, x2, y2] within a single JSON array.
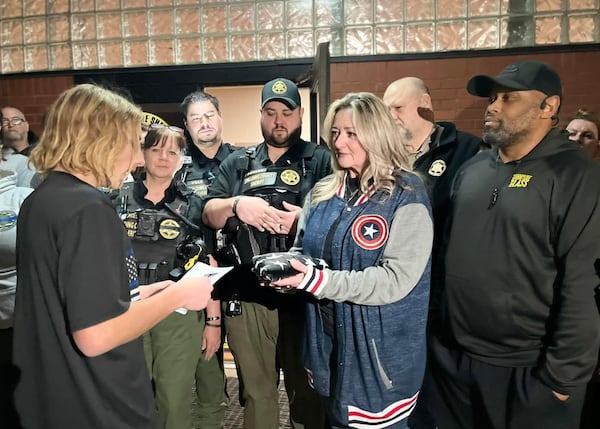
[[272, 80, 288, 94]]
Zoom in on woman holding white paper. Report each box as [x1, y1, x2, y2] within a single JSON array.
[[115, 124, 224, 429]]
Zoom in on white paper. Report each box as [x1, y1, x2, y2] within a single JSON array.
[[176, 262, 234, 315]]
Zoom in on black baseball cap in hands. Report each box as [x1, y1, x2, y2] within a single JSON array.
[[467, 60, 562, 99], [261, 78, 301, 109]]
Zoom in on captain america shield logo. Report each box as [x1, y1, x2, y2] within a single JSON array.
[[351, 215, 388, 250]]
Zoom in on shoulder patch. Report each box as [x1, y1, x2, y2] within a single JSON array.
[[428, 159, 447, 176]]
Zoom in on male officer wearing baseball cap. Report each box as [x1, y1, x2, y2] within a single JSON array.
[[202, 78, 331, 429], [261, 78, 302, 109], [425, 60, 600, 429]]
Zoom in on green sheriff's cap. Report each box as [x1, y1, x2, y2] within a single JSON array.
[[261, 78, 301, 109]]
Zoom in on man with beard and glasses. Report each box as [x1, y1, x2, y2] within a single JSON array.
[[426, 61, 600, 429], [383, 77, 484, 227], [383, 78, 486, 429], [202, 78, 331, 429]]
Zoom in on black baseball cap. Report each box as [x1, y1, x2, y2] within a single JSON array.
[[261, 78, 301, 109], [467, 60, 562, 99]]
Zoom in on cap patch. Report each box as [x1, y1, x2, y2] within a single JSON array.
[[272, 80, 288, 94]]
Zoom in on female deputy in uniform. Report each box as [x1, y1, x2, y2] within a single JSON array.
[[118, 125, 224, 429], [253, 92, 433, 428]]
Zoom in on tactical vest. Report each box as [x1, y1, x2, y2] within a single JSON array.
[[183, 171, 214, 198], [178, 143, 237, 197], [223, 145, 317, 264], [117, 182, 198, 284]]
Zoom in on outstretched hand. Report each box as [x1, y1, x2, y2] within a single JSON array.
[[252, 252, 328, 290], [271, 258, 308, 289], [176, 276, 213, 311]]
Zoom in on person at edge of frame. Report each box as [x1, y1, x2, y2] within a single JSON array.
[[563, 108, 600, 429], [0, 107, 34, 429], [565, 108, 600, 159], [427, 60, 600, 429]]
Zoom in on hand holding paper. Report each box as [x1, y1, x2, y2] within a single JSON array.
[[175, 262, 234, 314]]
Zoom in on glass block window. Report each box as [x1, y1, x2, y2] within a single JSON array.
[[0, 0, 598, 74]]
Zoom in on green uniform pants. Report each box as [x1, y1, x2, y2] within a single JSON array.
[[195, 333, 227, 429], [224, 300, 327, 429], [144, 310, 225, 429]]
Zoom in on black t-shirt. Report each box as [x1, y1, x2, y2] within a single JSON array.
[[13, 172, 158, 429]]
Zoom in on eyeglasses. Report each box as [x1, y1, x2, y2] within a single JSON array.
[[1, 117, 26, 127], [149, 123, 184, 134]]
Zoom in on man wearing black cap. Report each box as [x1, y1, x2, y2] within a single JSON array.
[[202, 78, 331, 429], [427, 60, 600, 429]]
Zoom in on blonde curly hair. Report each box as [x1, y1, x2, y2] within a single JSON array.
[[30, 84, 143, 188]]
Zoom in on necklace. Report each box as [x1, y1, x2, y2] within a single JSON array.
[[345, 177, 361, 203], [345, 187, 360, 202]]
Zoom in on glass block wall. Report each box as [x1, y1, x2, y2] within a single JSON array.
[[0, 0, 598, 74]]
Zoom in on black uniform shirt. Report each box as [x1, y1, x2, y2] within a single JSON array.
[[180, 142, 238, 197]]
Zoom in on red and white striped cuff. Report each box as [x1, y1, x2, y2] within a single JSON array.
[[298, 265, 328, 295]]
